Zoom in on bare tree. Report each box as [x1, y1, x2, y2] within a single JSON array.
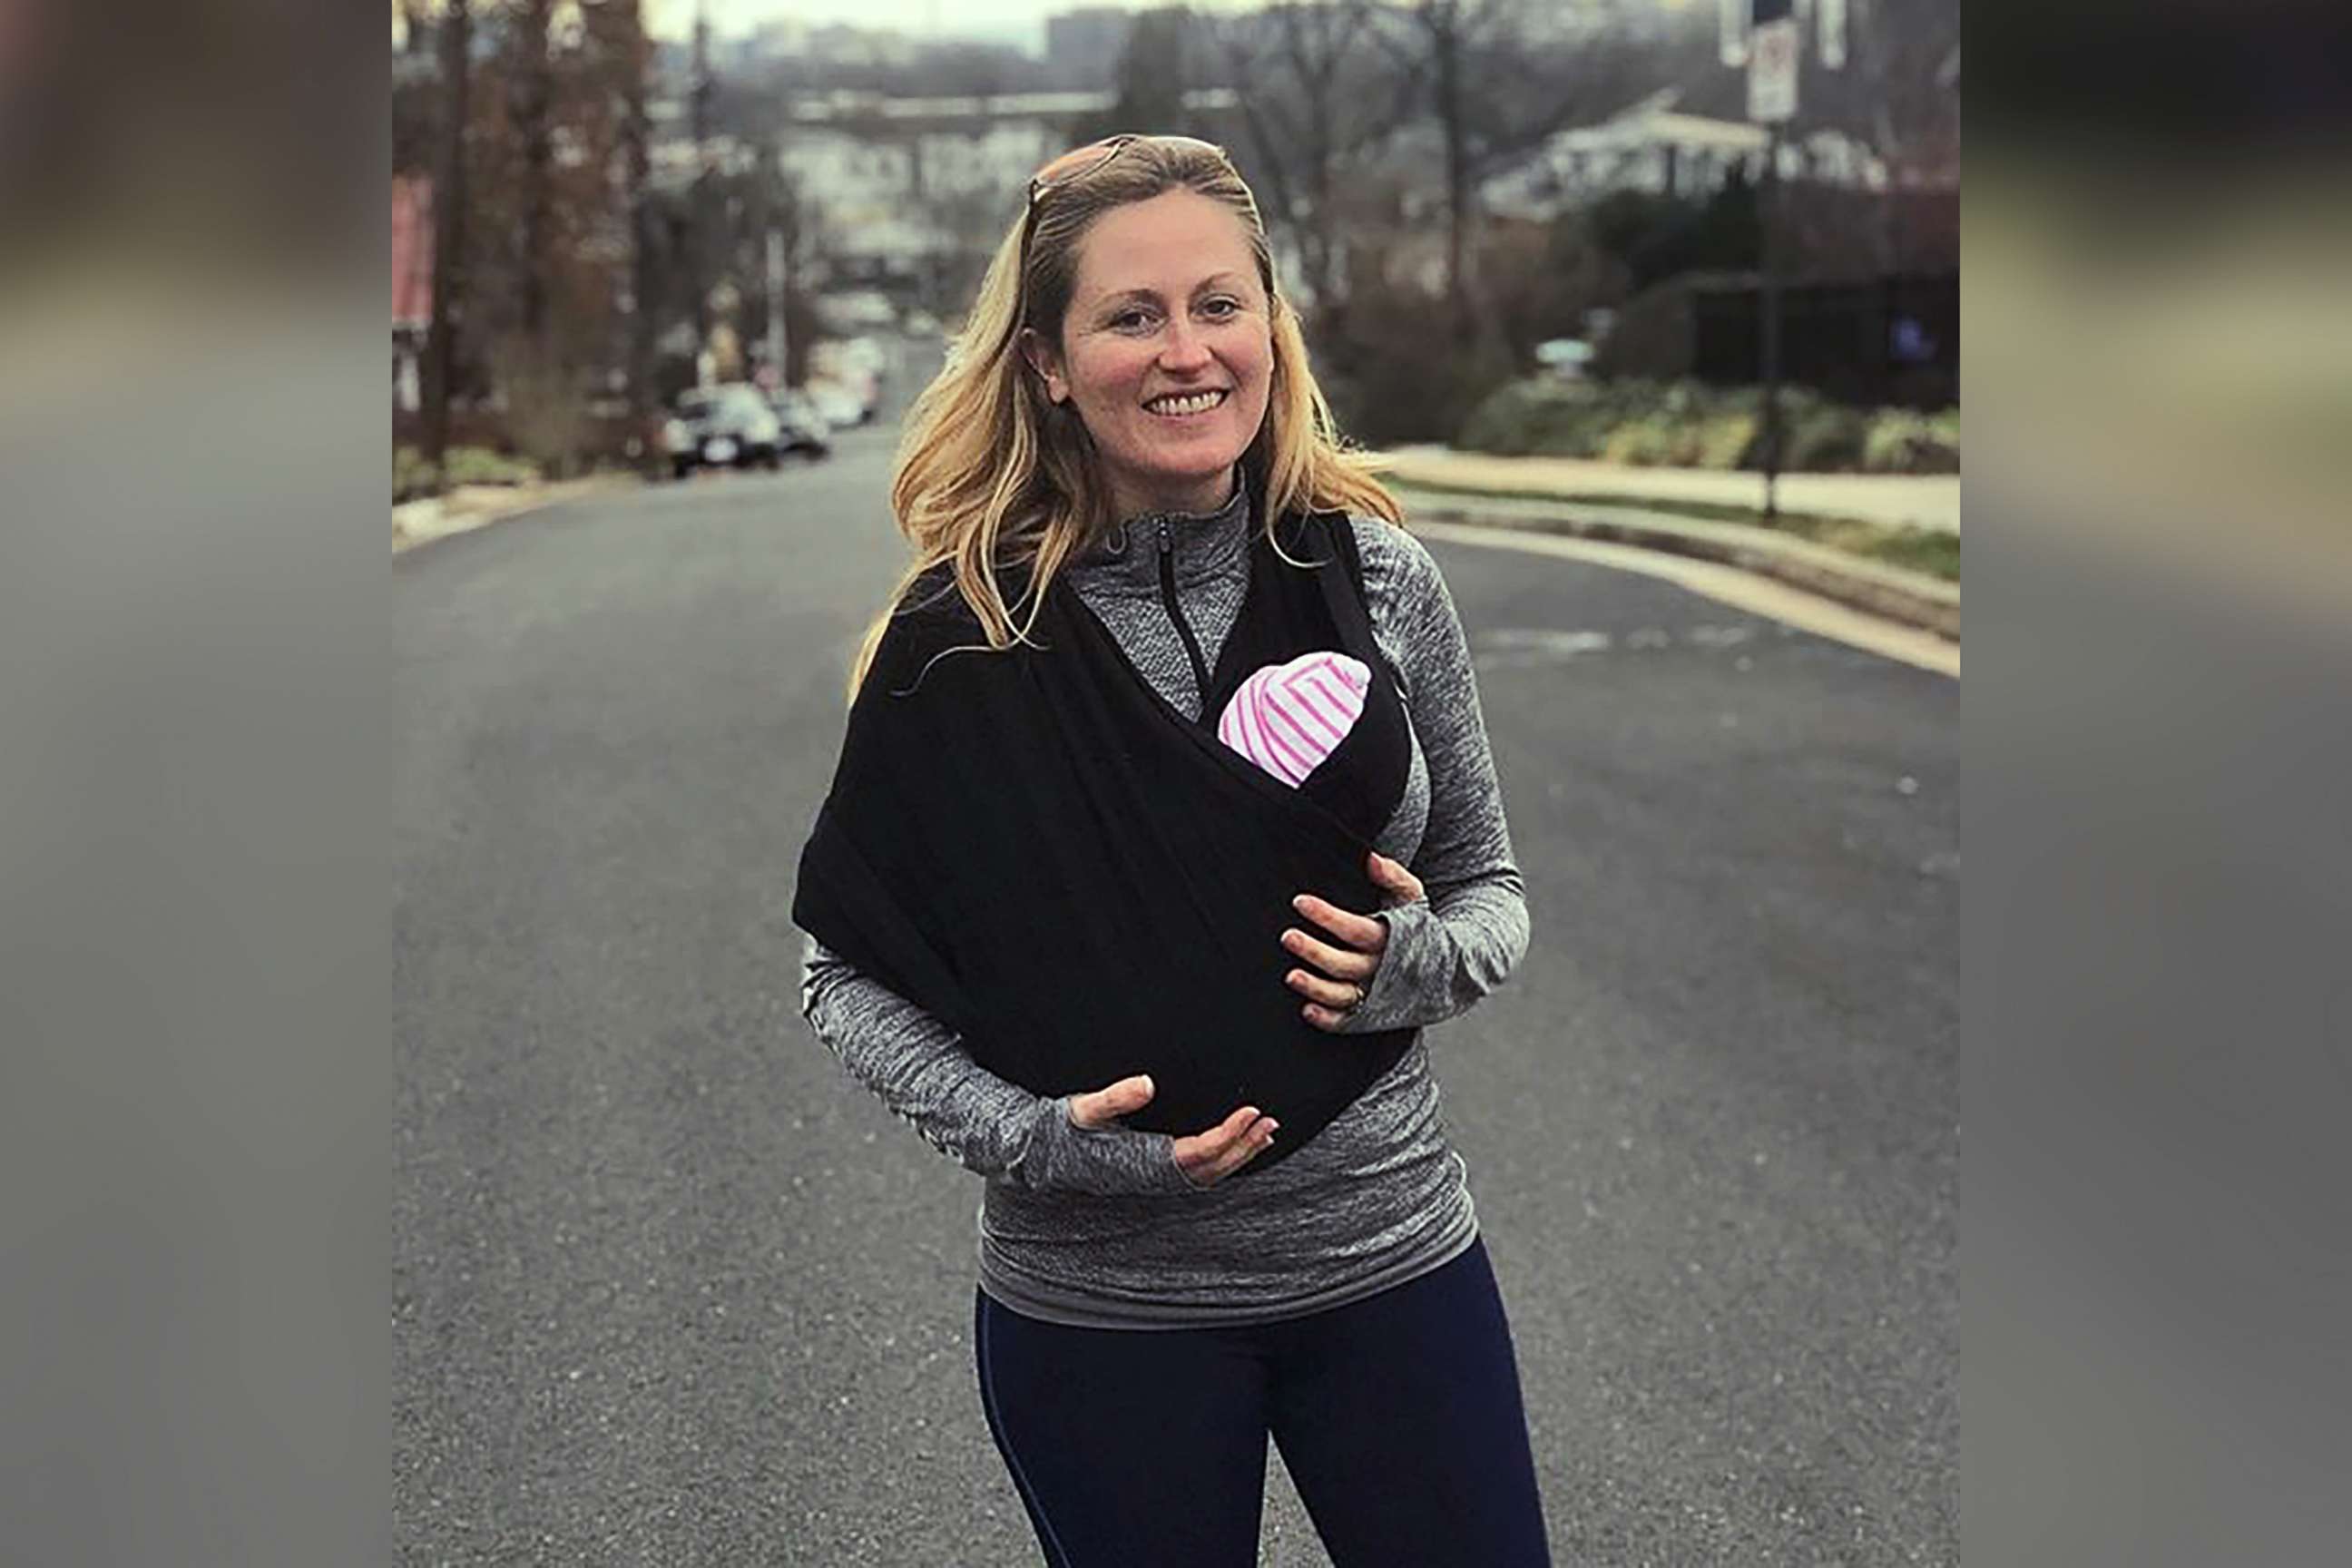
[[509, 0, 555, 339], [1206, 2, 1415, 333], [607, 0, 654, 436], [1412, 0, 1477, 328], [1069, 8, 1197, 145], [1371, 0, 1647, 332], [423, 0, 473, 479]]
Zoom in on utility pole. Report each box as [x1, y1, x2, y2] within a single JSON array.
[[424, 0, 472, 485], [766, 227, 788, 388], [622, 0, 655, 456], [1759, 122, 1784, 525], [690, 0, 713, 351], [1743, 0, 1798, 526]]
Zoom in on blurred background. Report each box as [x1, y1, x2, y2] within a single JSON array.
[[387, 0, 1958, 513], [10, 0, 2347, 1561]]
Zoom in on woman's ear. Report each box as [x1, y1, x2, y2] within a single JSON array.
[[1017, 328, 1068, 406]]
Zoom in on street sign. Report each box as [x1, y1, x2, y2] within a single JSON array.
[[1748, 15, 1799, 123], [1818, 0, 1848, 69]]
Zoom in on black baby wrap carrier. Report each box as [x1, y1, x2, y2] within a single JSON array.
[[793, 507, 1415, 1177]]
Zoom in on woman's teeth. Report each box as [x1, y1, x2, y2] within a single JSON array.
[[1146, 389, 1228, 417]]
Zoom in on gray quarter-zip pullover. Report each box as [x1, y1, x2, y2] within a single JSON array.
[[799, 485, 1527, 1328]]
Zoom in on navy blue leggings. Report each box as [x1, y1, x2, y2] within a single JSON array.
[[973, 1235, 1552, 1566]]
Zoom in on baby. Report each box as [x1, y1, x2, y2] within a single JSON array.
[[1215, 651, 1372, 788]]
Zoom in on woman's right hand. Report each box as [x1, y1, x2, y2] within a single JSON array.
[[1066, 1073, 1279, 1188]]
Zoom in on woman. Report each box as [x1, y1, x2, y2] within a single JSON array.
[[794, 135, 1548, 1566]]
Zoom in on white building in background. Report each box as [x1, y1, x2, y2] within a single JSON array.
[[785, 83, 1289, 309], [912, 121, 1063, 200], [654, 87, 1240, 291], [1480, 89, 1886, 220]]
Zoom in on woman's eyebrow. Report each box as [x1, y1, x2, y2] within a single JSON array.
[[1089, 275, 1252, 312]]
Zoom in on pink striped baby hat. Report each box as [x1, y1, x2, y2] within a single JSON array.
[[1215, 650, 1373, 788]]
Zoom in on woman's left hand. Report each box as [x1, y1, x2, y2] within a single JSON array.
[[1283, 851, 1426, 1032]]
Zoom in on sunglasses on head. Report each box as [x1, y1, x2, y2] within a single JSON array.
[[1007, 134, 1234, 344], [1026, 132, 1230, 208]]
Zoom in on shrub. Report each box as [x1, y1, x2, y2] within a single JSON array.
[[1460, 379, 1603, 456], [393, 444, 537, 502], [1456, 375, 1960, 474], [1862, 409, 1962, 473], [1696, 410, 1759, 469], [1776, 397, 1870, 472], [489, 336, 593, 480], [1314, 286, 1520, 446], [394, 446, 436, 503], [1602, 412, 1712, 467], [446, 446, 538, 487]]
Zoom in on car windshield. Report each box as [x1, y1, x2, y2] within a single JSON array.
[[717, 387, 768, 417], [675, 393, 712, 418]]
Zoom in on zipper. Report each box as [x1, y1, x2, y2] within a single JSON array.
[[1156, 518, 1213, 712]]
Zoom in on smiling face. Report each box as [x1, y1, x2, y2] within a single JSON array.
[[1022, 189, 1275, 519]]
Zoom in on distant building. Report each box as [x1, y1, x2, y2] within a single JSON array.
[[1481, 89, 1887, 220], [653, 86, 1238, 297], [808, 23, 918, 70]]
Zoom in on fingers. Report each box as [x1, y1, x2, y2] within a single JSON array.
[[1283, 963, 1365, 1011], [1282, 890, 1385, 1025], [1367, 851, 1426, 905], [1173, 1105, 1279, 1187], [1279, 924, 1379, 982], [1067, 1073, 1154, 1130], [1290, 893, 1387, 953], [1300, 1000, 1354, 1033]]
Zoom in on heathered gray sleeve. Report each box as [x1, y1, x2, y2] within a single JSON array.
[[799, 932, 1201, 1195], [1339, 519, 1531, 1033]]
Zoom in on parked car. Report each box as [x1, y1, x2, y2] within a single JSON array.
[[663, 383, 783, 477], [832, 336, 888, 385], [765, 389, 833, 459], [803, 377, 870, 430]]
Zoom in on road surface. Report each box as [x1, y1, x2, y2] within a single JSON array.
[[396, 388, 1956, 1564]]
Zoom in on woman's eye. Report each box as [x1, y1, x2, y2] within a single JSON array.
[[1110, 309, 1155, 331], [1200, 298, 1240, 319]]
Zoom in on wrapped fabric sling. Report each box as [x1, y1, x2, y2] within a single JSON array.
[[792, 505, 1415, 1176]]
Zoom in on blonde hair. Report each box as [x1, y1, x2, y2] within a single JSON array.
[[848, 135, 1401, 698]]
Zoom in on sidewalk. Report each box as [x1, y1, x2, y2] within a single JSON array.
[[393, 474, 633, 554], [1377, 446, 1959, 644], [1381, 446, 1961, 534]]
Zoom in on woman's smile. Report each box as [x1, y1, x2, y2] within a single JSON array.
[[1145, 388, 1230, 418]]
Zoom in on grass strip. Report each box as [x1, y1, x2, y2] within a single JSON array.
[[1389, 478, 1959, 584]]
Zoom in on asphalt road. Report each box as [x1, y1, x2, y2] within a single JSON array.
[[396, 388, 1957, 1564]]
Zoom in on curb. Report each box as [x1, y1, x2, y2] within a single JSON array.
[[393, 474, 639, 556], [1399, 492, 1960, 642], [1379, 447, 1963, 534]]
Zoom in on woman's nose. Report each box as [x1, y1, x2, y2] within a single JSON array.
[[1160, 319, 1212, 370]]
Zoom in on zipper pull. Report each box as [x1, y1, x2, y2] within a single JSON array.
[[1157, 518, 1172, 555]]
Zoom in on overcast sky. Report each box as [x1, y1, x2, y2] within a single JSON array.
[[641, 1, 1218, 53], [642, 2, 1692, 51]]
